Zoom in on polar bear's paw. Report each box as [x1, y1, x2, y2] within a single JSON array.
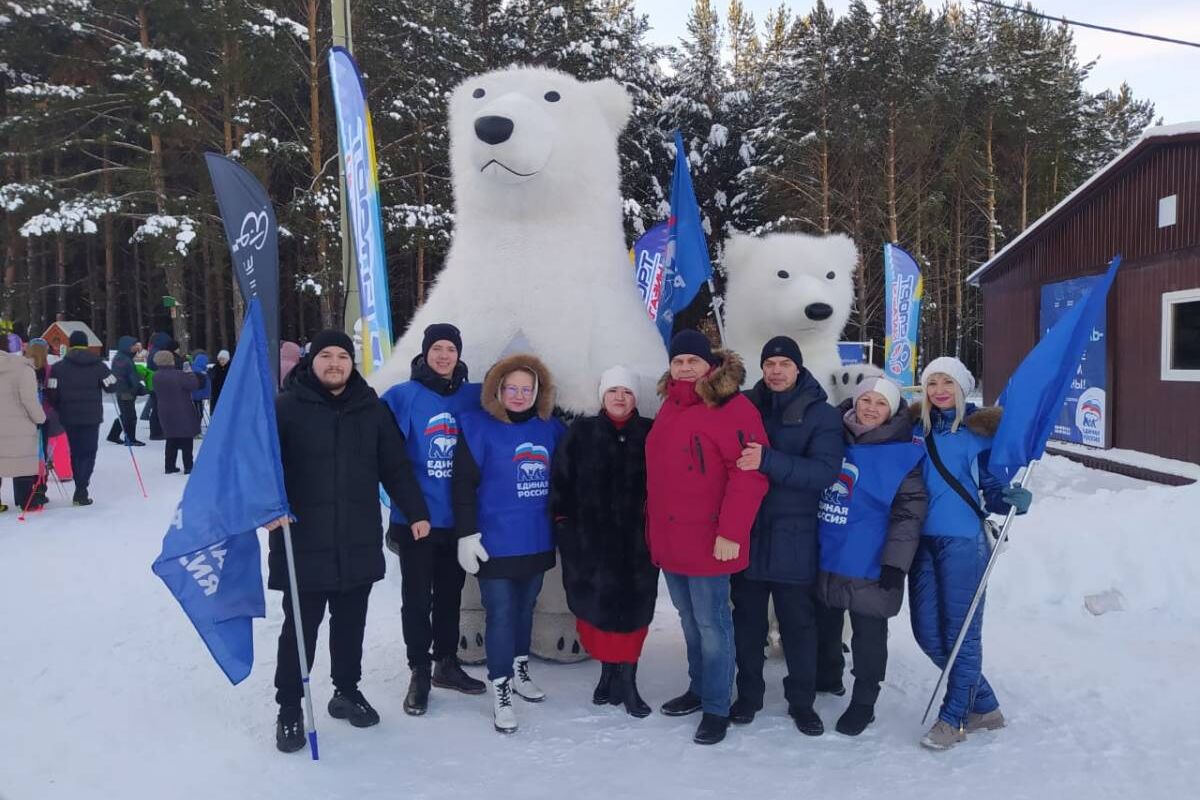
[[831, 364, 885, 404], [458, 609, 487, 666], [530, 612, 589, 663]]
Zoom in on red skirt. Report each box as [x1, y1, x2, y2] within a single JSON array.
[[576, 619, 649, 663]]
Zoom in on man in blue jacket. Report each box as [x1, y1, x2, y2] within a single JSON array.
[[106, 335, 145, 446], [381, 323, 486, 715], [730, 336, 844, 736]]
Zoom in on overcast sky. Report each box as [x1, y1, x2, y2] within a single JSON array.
[[635, 0, 1199, 125]]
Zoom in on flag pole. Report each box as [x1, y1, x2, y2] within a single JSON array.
[[707, 278, 726, 346], [280, 519, 319, 760], [920, 461, 1037, 725]]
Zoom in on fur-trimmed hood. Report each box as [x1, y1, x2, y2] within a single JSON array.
[[481, 352, 556, 423], [656, 348, 747, 408], [907, 401, 1002, 437]]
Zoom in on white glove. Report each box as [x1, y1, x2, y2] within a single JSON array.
[[457, 533, 489, 575]]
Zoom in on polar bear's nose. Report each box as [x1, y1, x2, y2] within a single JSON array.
[[475, 115, 514, 145], [805, 303, 833, 321]]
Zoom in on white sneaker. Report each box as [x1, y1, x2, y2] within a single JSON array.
[[511, 656, 545, 702], [491, 677, 518, 734]]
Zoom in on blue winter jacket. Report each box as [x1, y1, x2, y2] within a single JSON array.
[[913, 403, 1011, 538], [190, 353, 211, 401]]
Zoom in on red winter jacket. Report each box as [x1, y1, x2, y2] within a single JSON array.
[[646, 350, 769, 576]]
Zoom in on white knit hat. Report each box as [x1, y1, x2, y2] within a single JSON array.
[[598, 365, 639, 407], [217, 349, 231, 361], [920, 356, 975, 396], [852, 377, 902, 416]]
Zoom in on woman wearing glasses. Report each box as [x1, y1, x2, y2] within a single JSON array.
[[452, 352, 565, 734]]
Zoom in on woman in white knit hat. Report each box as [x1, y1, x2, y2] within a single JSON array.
[[908, 356, 1032, 751], [550, 365, 658, 718], [814, 377, 928, 737]]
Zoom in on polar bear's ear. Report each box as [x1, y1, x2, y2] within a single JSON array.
[[590, 78, 633, 134], [721, 231, 753, 269], [827, 233, 861, 273]]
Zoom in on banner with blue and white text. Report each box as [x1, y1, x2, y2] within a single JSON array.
[[883, 243, 923, 386]]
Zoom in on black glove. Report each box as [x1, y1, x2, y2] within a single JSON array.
[[878, 565, 906, 592]]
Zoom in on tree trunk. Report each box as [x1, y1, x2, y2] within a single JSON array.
[[307, 0, 336, 330], [133, 242, 145, 340], [1020, 138, 1030, 231], [86, 239, 100, 334], [214, 245, 229, 350], [819, 106, 831, 235], [203, 232, 215, 351], [55, 232, 67, 320], [954, 181, 964, 359], [985, 110, 997, 259], [103, 142, 118, 346], [2, 156, 16, 319], [886, 102, 898, 244]]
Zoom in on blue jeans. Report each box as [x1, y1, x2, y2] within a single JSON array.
[[664, 571, 735, 716], [478, 573, 544, 681], [908, 532, 1000, 727]]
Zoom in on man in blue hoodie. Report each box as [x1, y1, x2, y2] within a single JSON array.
[[381, 324, 486, 715], [106, 335, 145, 446]]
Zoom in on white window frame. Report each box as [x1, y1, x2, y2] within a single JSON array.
[[1161, 288, 1200, 381]]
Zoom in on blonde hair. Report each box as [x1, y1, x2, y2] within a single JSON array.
[[921, 374, 966, 434], [26, 341, 48, 370]]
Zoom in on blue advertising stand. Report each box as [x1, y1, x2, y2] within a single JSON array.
[[1039, 275, 1109, 448]]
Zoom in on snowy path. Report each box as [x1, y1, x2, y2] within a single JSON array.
[[2, 405, 1197, 800]]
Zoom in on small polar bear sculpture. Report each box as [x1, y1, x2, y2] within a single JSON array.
[[723, 232, 881, 403], [370, 67, 669, 665]]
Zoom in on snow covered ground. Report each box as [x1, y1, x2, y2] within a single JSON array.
[[2, 404, 1197, 800]]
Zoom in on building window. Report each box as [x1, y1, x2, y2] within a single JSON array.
[[1162, 289, 1200, 381]]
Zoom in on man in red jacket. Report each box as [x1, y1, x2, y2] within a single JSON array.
[[646, 330, 769, 745]]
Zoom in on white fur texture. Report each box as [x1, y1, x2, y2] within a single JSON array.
[[370, 67, 667, 414], [723, 231, 877, 401]]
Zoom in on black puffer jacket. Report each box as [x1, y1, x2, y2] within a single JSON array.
[[743, 370, 845, 584], [551, 412, 658, 633], [49, 349, 117, 426], [815, 399, 928, 618], [267, 360, 429, 593]]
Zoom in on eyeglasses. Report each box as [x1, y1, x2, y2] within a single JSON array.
[[503, 385, 534, 398]]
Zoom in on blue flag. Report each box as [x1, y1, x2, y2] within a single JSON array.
[[151, 299, 290, 684], [883, 243, 923, 386], [989, 255, 1122, 482], [631, 131, 713, 344]]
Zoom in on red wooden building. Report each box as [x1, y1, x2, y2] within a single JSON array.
[[968, 122, 1200, 465]]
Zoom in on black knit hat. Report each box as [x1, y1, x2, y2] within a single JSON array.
[[669, 329, 716, 365], [421, 323, 462, 358], [760, 335, 803, 369], [310, 329, 355, 363], [68, 331, 89, 348]]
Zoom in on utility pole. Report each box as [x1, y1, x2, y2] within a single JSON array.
[[331, 0, 359, 341]]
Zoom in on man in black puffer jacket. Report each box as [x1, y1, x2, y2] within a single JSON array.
[[730, 336, 844, 736], [267, 329, 430, 754], [49, 331, 117, 505]]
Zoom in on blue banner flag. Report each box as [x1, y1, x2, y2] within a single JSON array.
[[328, 47, 393, 376], [1039, 275, 1109, 447], [204, 153, 281, 384], [988, 255, 1122, 483], [151, 299, 290, 684], [631, 131, 713, 344], [883, 243, 923, 386]]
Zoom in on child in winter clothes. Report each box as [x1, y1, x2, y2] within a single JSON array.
[[909, 357, 1032, 750], [151, 350, 204, 474]]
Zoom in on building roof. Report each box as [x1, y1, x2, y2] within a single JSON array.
[[967, 121, 1200, 286], [44, 321, 102, 346]]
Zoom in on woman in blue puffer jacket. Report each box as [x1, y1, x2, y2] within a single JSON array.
[[909, 356, 1032, 751]]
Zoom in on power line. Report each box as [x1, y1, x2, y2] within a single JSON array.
[[970, 0, 1200, 50]]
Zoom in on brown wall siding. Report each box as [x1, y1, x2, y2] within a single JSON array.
[[979, 138, 1200, 464]]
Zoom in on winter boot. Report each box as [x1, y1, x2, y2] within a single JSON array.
[[617, 663, 651, 719], [593, 662, 617, 705], [511, 656, 545, 702], [835, 703, 876, 736], [275, 705, 305, 754], [966, 709, 1006, 732], [72, 488, 92, 507], [660, 689, 702, 717], [789, 705, 825, 737], [327, 688, 380, 728], [432, 656, 486, 695], [491, 677, 518, 734], [728, 696, 761, 726], [693, 713, 730, 745], [0, 502, 7, 512], [404, 666, 432, 716], [921, 720, 966, 751]]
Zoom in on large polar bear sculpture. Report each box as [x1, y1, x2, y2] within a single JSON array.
[[371, 67, 668, 665], [723, 232, 881, 402]]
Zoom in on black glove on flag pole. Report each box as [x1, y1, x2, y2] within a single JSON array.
[[205, 153, 281, 386]]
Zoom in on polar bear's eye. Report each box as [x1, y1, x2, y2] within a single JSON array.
[[544, 91, 561, 103], [472, 88, 486, 99], [826, 271, 836, 280], [776, 270, 790, 279]]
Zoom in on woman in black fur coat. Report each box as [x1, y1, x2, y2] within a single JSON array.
[[551, 366, 658, 718]]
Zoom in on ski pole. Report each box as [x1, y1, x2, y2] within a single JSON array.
[[111, 395, 148, 499], [921, 461, 1037, 725], [17, 437, 49, 522], [280, 519, 320, 760]]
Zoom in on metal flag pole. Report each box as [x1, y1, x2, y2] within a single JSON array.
[[707, 277, 727, 346], [280, 519, 319, 760], [921, 461, 1037, 725]]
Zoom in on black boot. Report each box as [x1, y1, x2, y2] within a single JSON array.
[[72, 488, 93, 507], [729, 696, 760, 725], [404, 666, 431, 716], [835, 703, 876, 736], [328, 688, 380, 728], [593, 662, 617, 706], [693, 712, 730, 745], [275, 705, 305, 753], [432, 656, 486, 695], [618, 663, 651, 718], [660, 689, 702, 717], [789, 705, 825, 737]]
